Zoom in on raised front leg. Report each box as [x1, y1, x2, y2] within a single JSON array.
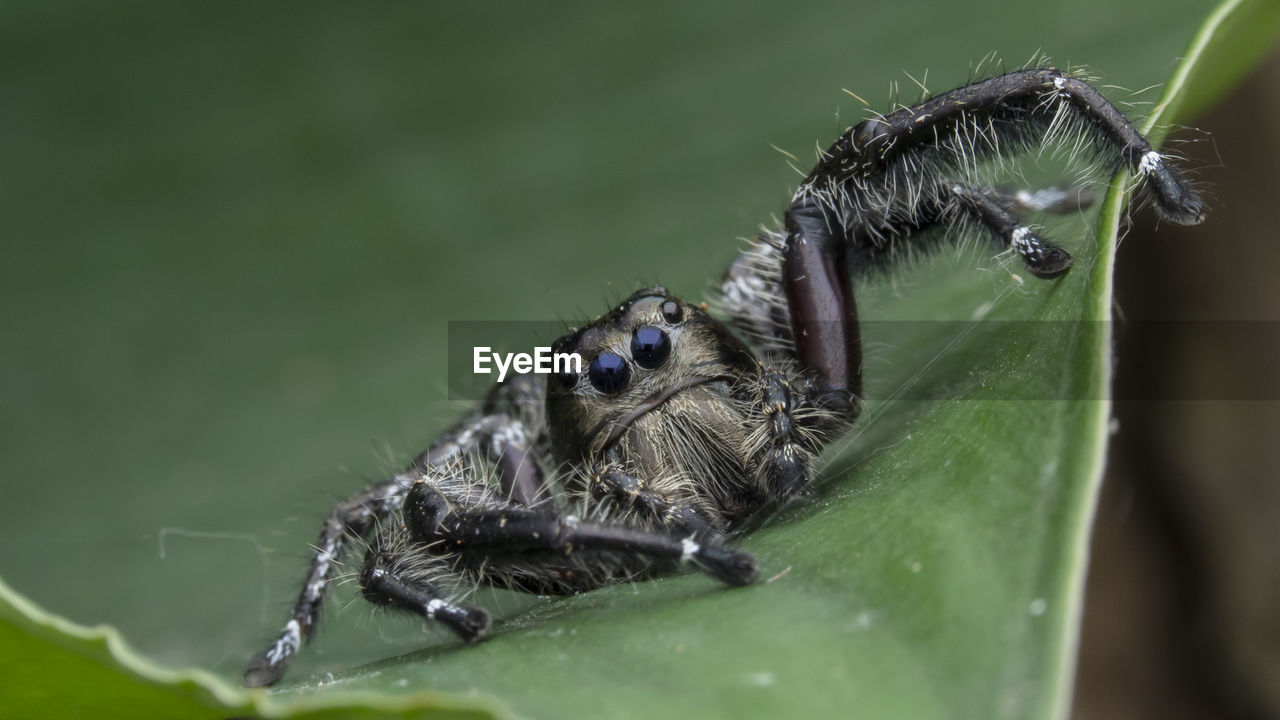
[[798, 68, 1205, 228], [782, 202, 863, 417], [772, 67, 1206, 422], [726, 196, 869, 421]]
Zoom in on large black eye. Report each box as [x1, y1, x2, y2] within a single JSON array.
[[588, 352, 631, 394], [661, 300, 682, 324], [631, 326, 670, 369]]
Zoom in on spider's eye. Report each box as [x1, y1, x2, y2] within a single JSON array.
[[631, 326, 671, 369], [588, 352, 630, 394], [661, 300, 682, 324]]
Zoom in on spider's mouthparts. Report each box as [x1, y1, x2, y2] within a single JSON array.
[[594, 374, 734, 452]]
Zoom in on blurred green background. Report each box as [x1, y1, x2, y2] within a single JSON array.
[[1, 1, 1276, 718]]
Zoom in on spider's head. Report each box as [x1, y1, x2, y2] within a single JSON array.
[[545, 285, 758, 464]]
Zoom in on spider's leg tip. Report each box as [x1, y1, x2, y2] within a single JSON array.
[[445, 606, 492, 644], [1158, 194, 1207, 226], [719, 549, 762, 587], [1141, 155, 1207, 225], [1011, 228, 1073, 279], [1024, 244, 1074, 279], [1028, 258, 1073, 279], [464, 608, 494, 643], [243, 654, 288, 688]]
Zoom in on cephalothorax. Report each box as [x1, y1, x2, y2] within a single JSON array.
[[245, 66, 1204, 686]]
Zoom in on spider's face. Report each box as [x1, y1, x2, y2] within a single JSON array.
[[545, 286, 758, 464]]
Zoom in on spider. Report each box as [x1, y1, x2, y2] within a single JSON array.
[[244, 66, 1204, 687]]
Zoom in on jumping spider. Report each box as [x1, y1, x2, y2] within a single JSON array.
[[245, 66, 1204, 686]]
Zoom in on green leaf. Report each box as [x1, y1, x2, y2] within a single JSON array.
[[1, 1, 1275, 718], [1151, 0, 1280, 123], [0, 576, 509, 719]]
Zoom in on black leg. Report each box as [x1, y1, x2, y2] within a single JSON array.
[[948, 185, 1075, 278], [403, 482, 759, 588], [417, 413, 545, 506], [779, 68, 1205, 414], [782, 202, 863, 415], [360, 545, 491, 643], [244, 476, 410, 688], [799, 68, 1204, 226]]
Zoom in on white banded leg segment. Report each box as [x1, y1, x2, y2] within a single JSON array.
[[425, 598, 447, 617], [244, 478, 409, 688], [676, 536, 759, 587], [680, 536, 701, 564], [411, 489, 760, 588], [265, 619, 301, 666], [360, 556, 491, 644], [1133, 148, 1206, 225], [950, 185, 1074, 279], [1138, 150, 1163, 176], [1010, 226, 1047, 261], [420, 596, 488, 640], [244, 619, 302, 687], [1007, 224, 1072, 278]]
